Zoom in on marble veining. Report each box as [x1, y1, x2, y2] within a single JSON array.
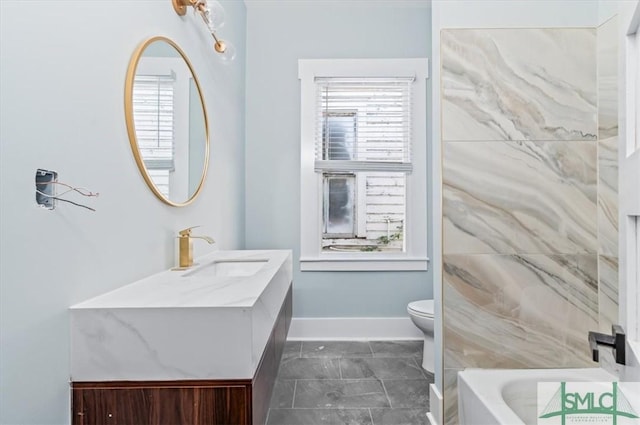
[[293, 380, 390, 409], [598, 136, 619, 257], [443, 369, 461, 425], [369, 341, 423, 358], [70, 250, 293, 381], [444, 141, 597, 254], [598, 17, 618, 139], [370, 409, 430, 425], [71, 250, 291, 309], [267, 341, 431, 425], [444, 254, 597, 370], [598, 255, 619, 333], [596, 15, 619, 350], [340, 358, 427, 380], [301, 341, 373, 358], [383, 380, 431, 409], [442, 29, 597, 141], [277, 357, 341, 380], [441, 26, 608, 425]]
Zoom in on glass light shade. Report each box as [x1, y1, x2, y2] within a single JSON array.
[[205, 0, 225, 31], [217, 40, 236, 62]]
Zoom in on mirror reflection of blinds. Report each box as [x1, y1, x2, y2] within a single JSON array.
[[314, 77, 413, 173], [133, 74, 175, 171]]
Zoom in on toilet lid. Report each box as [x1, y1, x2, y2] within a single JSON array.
[[408, 300, 434, 317]]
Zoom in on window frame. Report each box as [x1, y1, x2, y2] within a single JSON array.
[[322, 172, 357, 239], [134, 57, 191, 202], [298, 58, 429, 271]]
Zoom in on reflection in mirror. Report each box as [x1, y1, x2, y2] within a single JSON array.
[[125, 36, 209, 206]]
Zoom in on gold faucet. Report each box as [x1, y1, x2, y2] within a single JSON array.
[[177, 226, 215, 268]]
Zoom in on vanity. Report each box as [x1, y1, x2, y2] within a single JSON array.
[[69, 250, 293, 425], [70, 31, 291, 424]]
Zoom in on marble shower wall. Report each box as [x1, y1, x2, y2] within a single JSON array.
[[443, 141, 597, 255], [441, 29, 597, 142], [441, 28, 601, 425], [597, 16, 619, 333]]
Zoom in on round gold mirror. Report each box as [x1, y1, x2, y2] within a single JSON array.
[[125, 36, 209, 206]]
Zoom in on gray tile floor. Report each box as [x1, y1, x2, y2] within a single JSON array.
[[266, 341, 433, 425]]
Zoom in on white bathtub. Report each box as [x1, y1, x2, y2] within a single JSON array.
[[458, 368, 618, 425]]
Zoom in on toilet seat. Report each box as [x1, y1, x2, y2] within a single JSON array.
[[407, 300, 434, 318]]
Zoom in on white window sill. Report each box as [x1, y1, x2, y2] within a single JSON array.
[[300, 256, 429, 271]]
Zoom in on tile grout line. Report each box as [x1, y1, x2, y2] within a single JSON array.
[[273, 342, 430, 424], [291, 380, 297, 409], [380, 379, 393, 409], [411, 356, 428, 379]]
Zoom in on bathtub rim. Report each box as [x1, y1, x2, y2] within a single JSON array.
[[457, 367, 619, 425]]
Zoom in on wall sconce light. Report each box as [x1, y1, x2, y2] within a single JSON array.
[[172, 0, 236, 62]]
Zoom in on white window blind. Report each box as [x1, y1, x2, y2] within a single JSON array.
[[314, 77, 413, 173], [132, 74, 176, 171]]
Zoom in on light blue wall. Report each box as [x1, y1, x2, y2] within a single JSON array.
[[0, 1, 246, 423], [598, 0, 619, 23], [245, 2, 433, 317], [189, 79, 207, 194]]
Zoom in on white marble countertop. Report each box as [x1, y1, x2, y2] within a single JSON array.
[[71, 250, 290, 309], [70, 250, 293, 382]]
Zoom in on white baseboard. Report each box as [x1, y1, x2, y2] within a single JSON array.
[[287, 317, 423, 340], [429, 383, 443, 425], [426, 412, 438, 425]]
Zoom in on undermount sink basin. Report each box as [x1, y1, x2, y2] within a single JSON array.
[[184, 259, 268, 277]]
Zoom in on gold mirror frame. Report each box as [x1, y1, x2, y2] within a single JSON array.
[[125, 36, 210, 207]]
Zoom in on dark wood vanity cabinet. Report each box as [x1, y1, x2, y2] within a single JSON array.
[[72, 285, 292, 425], [72, 383, 251, 425]]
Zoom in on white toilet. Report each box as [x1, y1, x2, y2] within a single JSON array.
[[407, 299, 435, 373]]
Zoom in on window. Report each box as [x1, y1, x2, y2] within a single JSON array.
[[132, 74, 176, 198], [133, 56, 192, 202], [299, 59, 429, 271]]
